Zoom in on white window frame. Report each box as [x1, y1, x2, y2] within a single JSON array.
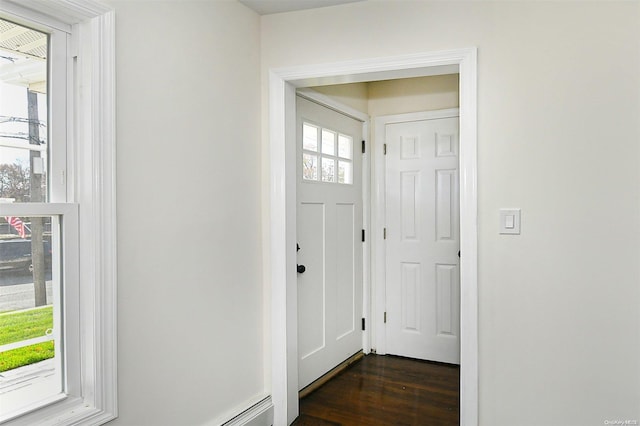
[[0, 1, 116, 425]]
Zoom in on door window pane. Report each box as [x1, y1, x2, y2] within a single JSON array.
[[321, 157, 335, 182], [303, 123, 318, 152], [338, 160, 352, 184], [302, 153, 318, 181], [338, 134, 352, 160], [322, 129, 335, 155]]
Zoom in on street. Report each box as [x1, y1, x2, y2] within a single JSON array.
[[0, 270, 53, 313]]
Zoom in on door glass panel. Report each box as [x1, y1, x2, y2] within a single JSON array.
[[303, 123, 318, 152], [338, 134, 352, 160], [322, 129, 335, 155], [338, 160, 352, 184], [302, 153, 318, 181], [321, 157, 335, 182]]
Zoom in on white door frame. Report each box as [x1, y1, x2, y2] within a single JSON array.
[[269, 48, 478, 426]]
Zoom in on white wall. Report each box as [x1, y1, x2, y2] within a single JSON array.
[[312, 74, 459, 116], [311, 82, 369, 113], [262, 2, 640, 425], [108, 1, 265, 425], [367, 74, 458, 116]]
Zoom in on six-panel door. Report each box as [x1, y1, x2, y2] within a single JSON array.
[[384, 116, 460, 364]]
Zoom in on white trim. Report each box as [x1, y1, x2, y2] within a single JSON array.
[[269, 48, 478, 426], [361, 119, 371, 355], [372, 108, 459, 356], [0, 1, 117, 425], [457, 48, 478, 426], [221, 397, 274, 426]]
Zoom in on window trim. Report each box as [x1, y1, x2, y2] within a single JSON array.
[[0, 1, 117, 425]]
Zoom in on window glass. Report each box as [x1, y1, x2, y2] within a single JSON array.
[[322, 129, 335, 155], [0, 19, 62, 420], [338, 160, 352, 184], [302, 121, 354, 185], [338, 134, 352, 160], [302, 153, 318, 181], [321, 157, 335, 182], [0, 215, 62, 418], [0, 19, 48, 203], [302, 123, 318, 152]]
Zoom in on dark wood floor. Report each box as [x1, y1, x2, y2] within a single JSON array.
[[293, 354, 459, 426]]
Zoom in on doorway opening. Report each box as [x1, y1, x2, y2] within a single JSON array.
[[269, 49, 478, 426]]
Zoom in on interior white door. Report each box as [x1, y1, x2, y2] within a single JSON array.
[[384, 114, 460, 364], [296, 96, 363, 390]]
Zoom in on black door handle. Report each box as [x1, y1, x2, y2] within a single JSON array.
[[297, 264, 306, 274]]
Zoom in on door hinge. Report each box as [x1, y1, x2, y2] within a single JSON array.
[[383, 228, 387, 239], [384, 312, 387, 323], [361, 318, 366, 331], [362, 140, 366, 154], [383, 143, 387, 155], [362, 229, 365, 242]]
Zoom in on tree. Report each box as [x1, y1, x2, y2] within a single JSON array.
[[0, 163, 30, 201]]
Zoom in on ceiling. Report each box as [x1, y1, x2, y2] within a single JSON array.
[[238, 0, 364, 15], [0, 18, 47, 91]]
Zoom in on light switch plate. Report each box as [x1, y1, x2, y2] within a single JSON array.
[[499, 209, 521, 234]]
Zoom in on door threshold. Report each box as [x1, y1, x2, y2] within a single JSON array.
[[298, 350, 364, 399]]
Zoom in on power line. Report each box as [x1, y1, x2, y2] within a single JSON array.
[[0, 132, 46, 144], [0, 115, 46, 127]]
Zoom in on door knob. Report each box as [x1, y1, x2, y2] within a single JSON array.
[[297, 264, 306, 274]]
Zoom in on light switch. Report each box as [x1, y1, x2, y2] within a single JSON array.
[[500, 209, 521, 234], [505, 215, 514, 229]]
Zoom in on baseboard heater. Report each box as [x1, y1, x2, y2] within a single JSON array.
[[222, 396, 273, 426]]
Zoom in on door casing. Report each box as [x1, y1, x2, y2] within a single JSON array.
[[268, 48, 478, 426]]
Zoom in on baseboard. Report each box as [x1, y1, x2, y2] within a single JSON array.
[[299, 351, 364, 399], [222, 396, 273, 426]]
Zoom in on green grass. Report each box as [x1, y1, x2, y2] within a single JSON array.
[[0, 306, 53, 345], [0, 306, 55, 372], [0, 341, 55, 372]]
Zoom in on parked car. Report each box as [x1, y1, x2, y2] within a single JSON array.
[[0, 239, 52, 272]]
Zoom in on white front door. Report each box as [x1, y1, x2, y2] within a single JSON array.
[[296, 96, 363, 390], [384, 112, 460, 364]]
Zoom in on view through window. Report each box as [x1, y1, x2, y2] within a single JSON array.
[[0, 18, 62, 417], [302, 122, 353, 184]]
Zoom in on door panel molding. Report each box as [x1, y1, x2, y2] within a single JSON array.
[[269, 48, 477, 426]]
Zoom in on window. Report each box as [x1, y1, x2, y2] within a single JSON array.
[[0, 1, 116, 425], [0, 17, 71, 421], [302, 122, 353, 184]]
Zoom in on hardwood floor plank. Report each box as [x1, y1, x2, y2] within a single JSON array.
[[293, 354, 459, 426]]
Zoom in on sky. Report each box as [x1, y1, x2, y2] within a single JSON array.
[[0, 66, 48, 170]]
